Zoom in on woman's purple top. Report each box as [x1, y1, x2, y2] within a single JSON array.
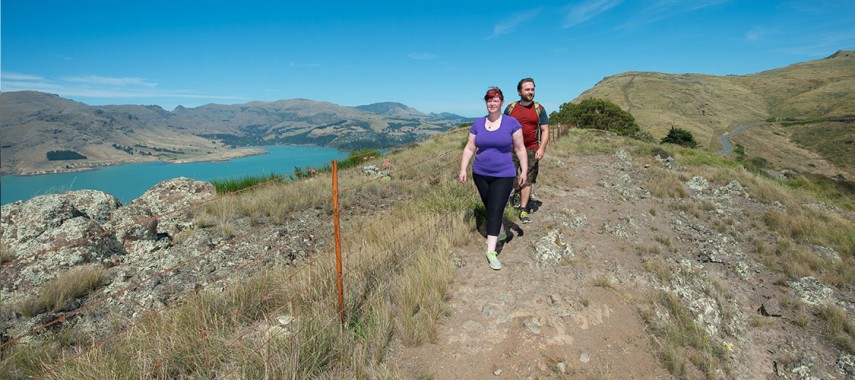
[[470, 115, 521, 178]]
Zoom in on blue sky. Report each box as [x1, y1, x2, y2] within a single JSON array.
[[2, 0, 853, 117]]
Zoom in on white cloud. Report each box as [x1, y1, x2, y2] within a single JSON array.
[[61, 75, 158, 87], [1, 72, 45, 81], [0, 71, 239, 103], [407, 53, 436, 60], [491, 8, 542, 38], [562, 0, 622, 29]]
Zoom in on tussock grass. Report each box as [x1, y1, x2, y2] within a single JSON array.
[[642, 256, 672, 283], [817, 303, 855, 353], [646, 168, 689, 198], [641, 291, 729, 379], [0, 242, 13, 264], [592, 276, 615, 289], [759, 206, 855, 287], [35, 264, 106, 314]]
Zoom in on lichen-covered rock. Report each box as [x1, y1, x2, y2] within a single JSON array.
[[1, 194, 82, 245], [127, 177, 216, 237], [790, 276, 834, 305], [109, 202, 159, 254], [533, 229, 574, 266], [14, 216, 123, 289], [63, 190, 122, 225]]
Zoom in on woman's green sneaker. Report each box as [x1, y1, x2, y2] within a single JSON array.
[[486, 251, 502, 270], [519, 210, 530, 224]]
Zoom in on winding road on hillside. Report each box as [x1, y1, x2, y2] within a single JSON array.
[[718, 122, 759, 156]]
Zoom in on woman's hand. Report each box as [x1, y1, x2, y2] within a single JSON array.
[[458, 170, 467, 183]]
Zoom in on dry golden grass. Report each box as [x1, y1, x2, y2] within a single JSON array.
[[35, 264, 106, 313], [817, 303, 855, 353], [642, 256, 672, 283], [641, 291, 729, 380], [0, 242, 13, 264], [646, 168, 689, 199], [592, 276, 615, 290]]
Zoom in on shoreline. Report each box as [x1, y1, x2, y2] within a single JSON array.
[[2, 148, 269, 177]]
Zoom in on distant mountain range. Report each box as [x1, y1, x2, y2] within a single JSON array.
[[0, 93, 469, 175]]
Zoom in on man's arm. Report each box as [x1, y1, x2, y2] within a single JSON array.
[[536, 124, 549, 160]]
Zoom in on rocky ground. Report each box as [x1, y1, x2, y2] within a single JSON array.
[[387, 149, 855, 379], [2, 146, 853, 379]]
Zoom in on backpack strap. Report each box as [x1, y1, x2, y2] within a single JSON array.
[[504, 102, 517, 115]]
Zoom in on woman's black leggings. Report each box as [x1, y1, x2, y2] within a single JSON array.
[[472, 173, 514, 237]]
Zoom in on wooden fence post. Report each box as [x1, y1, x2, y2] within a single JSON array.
[[332, 160, 345, 326]]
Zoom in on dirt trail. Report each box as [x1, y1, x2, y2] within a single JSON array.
[[388, 151, 678, 379]]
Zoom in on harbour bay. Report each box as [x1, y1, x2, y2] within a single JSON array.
[[0, 145, 348, 205]]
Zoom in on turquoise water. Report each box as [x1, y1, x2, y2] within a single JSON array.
[[0, 145, 347, 205]]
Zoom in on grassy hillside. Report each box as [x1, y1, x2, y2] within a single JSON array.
[[573, 50, 854, 177]]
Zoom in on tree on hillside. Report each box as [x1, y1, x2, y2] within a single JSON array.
[[550, 98, 648, 140], [660, 127, 699, 148]]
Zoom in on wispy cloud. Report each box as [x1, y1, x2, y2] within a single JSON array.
[[0, 72, 239, 102], [745, 26, 773, 42], [61, 75, 158, 87], [619, 0, 731, 29], [562, 0, 622, 29], [490, 8, 542, 38], [1, 72, 45, 81], [407, 53, 437, 60]]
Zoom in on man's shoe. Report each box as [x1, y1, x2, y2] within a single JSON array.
[[486, 251, 502, 270], [519, 210, 530, 224], [498, 230, 507, 242]]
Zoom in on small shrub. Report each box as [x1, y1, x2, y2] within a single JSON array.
[[661, 127, 699, 148]]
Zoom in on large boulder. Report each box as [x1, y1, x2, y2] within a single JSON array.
[[124, 177, 217, 238], [1, 190, 120, 254]]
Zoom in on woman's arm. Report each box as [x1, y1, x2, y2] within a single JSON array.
[[459, 133, 477, 183], [512, 129, 527, 187]]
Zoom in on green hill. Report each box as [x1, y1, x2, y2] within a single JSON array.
[[573, 50, 854, 177]]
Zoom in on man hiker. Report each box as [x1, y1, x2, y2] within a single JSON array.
[[504, 77, 549, 224]]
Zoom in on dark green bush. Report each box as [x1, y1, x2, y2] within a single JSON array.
[[660, 127, 699, 148], [550, 98, 642, 138]]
